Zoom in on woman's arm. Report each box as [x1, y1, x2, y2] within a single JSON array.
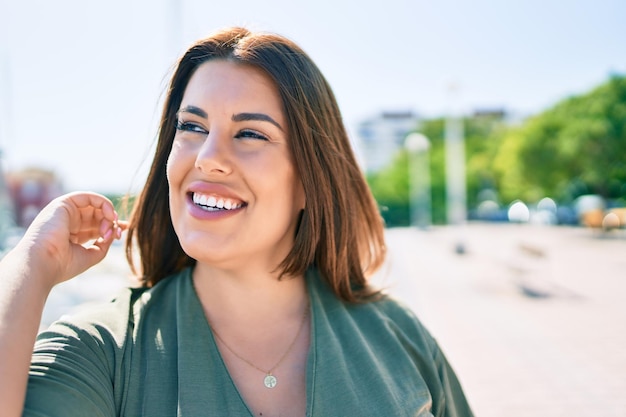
[[0, 192, 125, 417]]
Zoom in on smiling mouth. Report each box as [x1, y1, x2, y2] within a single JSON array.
[[191, 192, 245, 211]]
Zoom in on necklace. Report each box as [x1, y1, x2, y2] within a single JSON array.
[[210, 303, 309, 389]]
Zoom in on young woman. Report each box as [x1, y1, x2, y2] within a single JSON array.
[[0, 27, 473, 416]]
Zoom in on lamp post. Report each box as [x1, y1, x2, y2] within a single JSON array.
[[405, 132, 431, 229], [445, 111, 467, 254]]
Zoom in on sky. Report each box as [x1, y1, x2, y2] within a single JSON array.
[[0, 0, 624, 194]]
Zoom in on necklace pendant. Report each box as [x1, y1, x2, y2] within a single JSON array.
[[264, 374, 277, 389]]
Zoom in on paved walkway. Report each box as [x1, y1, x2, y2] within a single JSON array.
[[42, 223, 626, 416], [380, 224, 626, 417]]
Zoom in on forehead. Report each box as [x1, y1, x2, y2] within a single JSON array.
[[181, 60, 283, 115]]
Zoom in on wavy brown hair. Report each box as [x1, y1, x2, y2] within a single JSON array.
[[126, 27, 386, 302]]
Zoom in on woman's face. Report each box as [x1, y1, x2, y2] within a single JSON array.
[[166, 60, 305, 273]]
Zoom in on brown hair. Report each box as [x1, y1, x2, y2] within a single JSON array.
[[126, 27, 386, 302]]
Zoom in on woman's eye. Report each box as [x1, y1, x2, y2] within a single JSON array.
[[236, 129, 268, 141], [176, 120, 207, 134]]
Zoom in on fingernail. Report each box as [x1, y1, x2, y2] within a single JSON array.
[[116, 227, 122, 239], [103, 228, 113, 241]]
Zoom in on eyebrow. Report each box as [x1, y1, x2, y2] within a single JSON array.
[[177, 106, 283, 131], [232, 113, 284, 131], [177, 106, 207, 118]]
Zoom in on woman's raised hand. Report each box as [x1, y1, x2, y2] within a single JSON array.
[[16, 191, 127, 288], [0, 192, 127, 416]]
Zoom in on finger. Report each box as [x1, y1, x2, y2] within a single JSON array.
[[77, 206, 98, 231], [67, 222, 119, 276], [70, 229, 106, 245], [98, 218, 122, 241], [117, 220, 130, 231], [66, 192, 117, 223], [69, 240, 111, 277], [62, 193, 118, 240], [91, 230, 117, 257], [71, 219, 122, 246], [115, 220, 129, 239]]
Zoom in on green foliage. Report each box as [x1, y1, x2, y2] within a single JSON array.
[[367, 73, 626, 227], [103, 193, 136, 220], [492, 74, 626, 203], [367, 115, 505, 226], [366, 151, 410, 226]]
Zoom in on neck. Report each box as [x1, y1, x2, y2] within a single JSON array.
[[192, 262, 308, 325]]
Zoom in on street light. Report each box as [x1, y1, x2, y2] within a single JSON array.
[[445, 112, 467, 254], [405, 132, 431, 229]]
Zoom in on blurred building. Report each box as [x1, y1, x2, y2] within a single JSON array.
[[472, 108, 506, 119], [356, 111, 420, 174], [6, 168, 63, 227]]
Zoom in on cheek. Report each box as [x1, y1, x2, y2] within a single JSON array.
[[166, 142, 185, 186], [165, 146, 189, 221], [165, 154, 175, 186], [267, 156, 304, 212], [165, 153, 178, 218]]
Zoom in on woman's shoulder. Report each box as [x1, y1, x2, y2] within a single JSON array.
[[357, 293, 436, 346], [37, 268, 190, 346], [309, 272, 436, 351], [26, 271, 191, 415], [370, 293, 428, 330]]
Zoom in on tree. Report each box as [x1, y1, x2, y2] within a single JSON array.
[[368, 74, 626, 227], [366, 151, 410, 226], [492, 74, 626, 204]]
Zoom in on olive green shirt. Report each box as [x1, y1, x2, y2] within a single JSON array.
[[25, 268, 473, 416]]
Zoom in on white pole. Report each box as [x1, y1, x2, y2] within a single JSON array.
[[445, 115, 466, 225], [444, 85, 467, 253], [405, 133, 431, 229]]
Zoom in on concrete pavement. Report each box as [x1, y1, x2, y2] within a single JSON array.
[[380, 224, 626, 417]]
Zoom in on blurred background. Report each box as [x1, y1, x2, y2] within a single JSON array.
[[1, 0, 625, 415]]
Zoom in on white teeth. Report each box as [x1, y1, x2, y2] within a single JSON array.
[[192, 193, 242, 211]]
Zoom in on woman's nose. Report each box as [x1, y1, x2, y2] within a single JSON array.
[[194, 131, 233, 175]]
